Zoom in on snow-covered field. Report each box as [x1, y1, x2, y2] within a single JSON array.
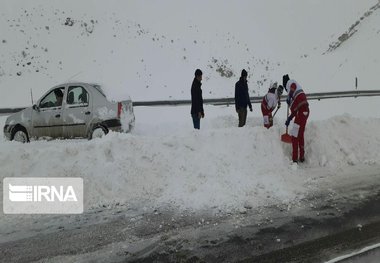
[[1, 109, 380, 212]]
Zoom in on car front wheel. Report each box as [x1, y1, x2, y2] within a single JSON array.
[[12, 128, 29, 143]]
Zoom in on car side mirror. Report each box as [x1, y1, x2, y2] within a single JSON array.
[[33, 104, 40, 111]]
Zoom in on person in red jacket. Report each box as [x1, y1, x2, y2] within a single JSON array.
[[283, 74, 310, 163], [261, 82, 283, 129]]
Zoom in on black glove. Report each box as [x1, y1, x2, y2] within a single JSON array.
[[277, 85, 284, 96], [285, 114, 294, 126], [249, 106, 253, 112], [286, 97, 291, 105]]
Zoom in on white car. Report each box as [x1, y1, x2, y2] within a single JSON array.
[[3, 82, 135, 142]]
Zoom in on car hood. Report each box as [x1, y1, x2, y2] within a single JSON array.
[[5, 107, 33, 126]]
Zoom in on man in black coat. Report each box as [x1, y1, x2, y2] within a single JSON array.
[[235, 69, 252, 127], [191, 69, 204, 129]]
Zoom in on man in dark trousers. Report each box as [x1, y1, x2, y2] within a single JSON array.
[[191, 69, 204, 129], [235, 69, 252, 127]]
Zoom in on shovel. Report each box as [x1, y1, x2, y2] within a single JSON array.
[[281, 104, 292, 144], [272, 106, 280, 118], [268, 107, 280, 127]]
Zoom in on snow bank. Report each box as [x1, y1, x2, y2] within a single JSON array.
[[1, 115, 380, 211], [307, 114, 380, 167]]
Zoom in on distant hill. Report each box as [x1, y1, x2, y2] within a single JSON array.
[[0, 0, 379, 107]]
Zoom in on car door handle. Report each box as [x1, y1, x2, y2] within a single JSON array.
[[55, 114, 61, 118], [85, 111, 91, 115]]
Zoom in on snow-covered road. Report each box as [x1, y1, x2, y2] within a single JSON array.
[[1, 165, 379, 262]]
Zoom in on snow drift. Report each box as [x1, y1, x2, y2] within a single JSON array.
[[1, 114, 379, 211]]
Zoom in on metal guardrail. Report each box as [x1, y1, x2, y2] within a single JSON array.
[[133, 90, 380, 106], [0, 108, 25, 114], [1, 90, 379, 114]]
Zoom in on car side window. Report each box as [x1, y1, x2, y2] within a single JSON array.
[[67, 86, 89, 106], [39, 87, 64, 108]]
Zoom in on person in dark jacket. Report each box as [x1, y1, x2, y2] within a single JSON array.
[[54, 89, 64, 107], [191, 69, 204, 129], [235, 69, 252, 127]]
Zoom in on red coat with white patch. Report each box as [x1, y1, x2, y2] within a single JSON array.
[[286, 80, 310, 162], [287, 80, 309, 126]]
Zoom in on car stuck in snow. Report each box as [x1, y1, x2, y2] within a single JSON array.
[[3, 82, 135, 142]]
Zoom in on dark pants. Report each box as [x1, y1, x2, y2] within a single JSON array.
[[237, 108, 247, 127], [192, 114, 200, 129]]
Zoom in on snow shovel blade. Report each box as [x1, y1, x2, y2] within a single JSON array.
[[282, 104, 292, 143], [281, 133, 292, 143]]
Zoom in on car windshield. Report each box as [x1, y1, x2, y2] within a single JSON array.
[[39, 87, 65, 108]]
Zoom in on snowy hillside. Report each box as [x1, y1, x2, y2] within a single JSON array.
[[0, 0, 379, 113]]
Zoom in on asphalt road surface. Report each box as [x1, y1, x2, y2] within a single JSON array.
[[1, 172, 380, 263]]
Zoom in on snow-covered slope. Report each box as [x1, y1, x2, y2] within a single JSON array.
[[0, 0, 379, 112]]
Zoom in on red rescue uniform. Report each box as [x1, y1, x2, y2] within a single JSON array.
[[261, 93, 277, 129], [287, 81, 310, 162]]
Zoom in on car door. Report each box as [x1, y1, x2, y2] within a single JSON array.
[[32, 87, 65, 138], [62, 85, 92, 138]]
